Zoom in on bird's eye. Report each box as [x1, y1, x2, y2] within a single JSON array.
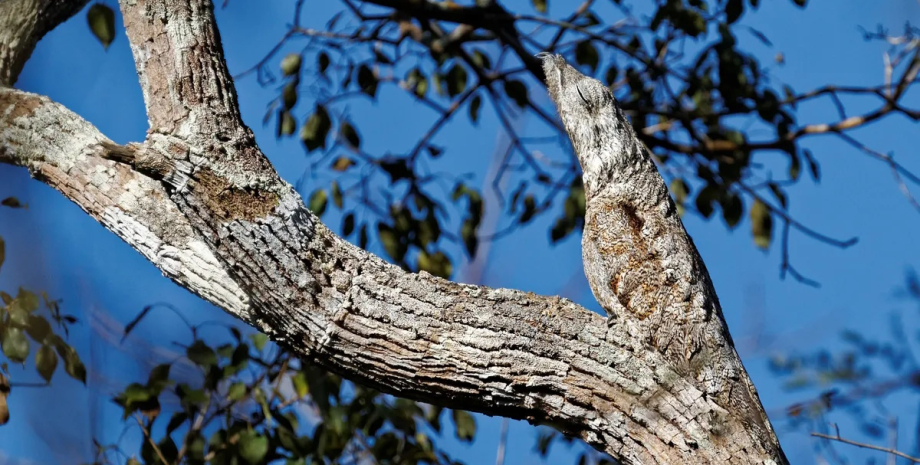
[[575, 83, 590, 106]]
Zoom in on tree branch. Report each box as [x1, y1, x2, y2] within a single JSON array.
[[0, 0, 90, 85], [812, 431, 920, 463]]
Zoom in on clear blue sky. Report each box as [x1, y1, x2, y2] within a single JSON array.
[[1, 1, 919, 464]]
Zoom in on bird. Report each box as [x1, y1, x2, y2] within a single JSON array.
[[539, 53, 725, 363]]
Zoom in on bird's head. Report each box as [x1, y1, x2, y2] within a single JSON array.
[[540, 53, 616, 123], [539, 53, 630, 197]]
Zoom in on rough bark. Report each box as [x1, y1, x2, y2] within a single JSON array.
[[0, 1, 788, 463], [0, 0, 90, 86]]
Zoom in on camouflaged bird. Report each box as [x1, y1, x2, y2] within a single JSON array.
[[540, 53, 729, 363]]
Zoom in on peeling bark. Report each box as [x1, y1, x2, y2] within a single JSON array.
[[0, 0, 789, 463]]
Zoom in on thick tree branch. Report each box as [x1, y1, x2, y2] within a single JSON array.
[[0, 0, 789, 462], [0, 0, 90, 86], [0, 87, 250, 317]]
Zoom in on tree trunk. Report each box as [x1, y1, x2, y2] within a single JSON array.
[[0, 1, 788, 463]]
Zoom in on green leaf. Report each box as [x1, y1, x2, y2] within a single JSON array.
[[24, 315, 51, 342], [282, 82, 298, 110], [377, 223, 402, 261], [228, 382, 247, 401], [568, 179, 585, 217], [250, 333, 269, 351], [531, 0, 547, 13], [768, 183, 787, 209], [695, 184, 720, 218], [216, 343, 234, 359], [359, 224, 369, 249], [379, 158, 412, 181], [281, 53, 302, 76], [669, 179, 689, 205], [417, 250, 452, 279], [471, 50, 491, 69], [223, 342, 249, 378], [300, 105, 332, 152], [186, 432, 206, 461], [147, 363, 172, 393], [331, 156, 355, 171], [292, 371, 308, 398], [166, 411, 188, 434], [357, 64, 378, 98], [239, 430, 269, 464], [418, 211, 441, 247], [35, 345, 57, 382], [750, 199, 773, 249], [279, 111, 296, 136], [446, 63, 468, 97], [87, 4, 116, 50], [469, 95, 482, 124], [451, 410, 476, 442], [342, 213, 356, 237], [720, 192, 743, 229], [461, 219, 479, 258], [519, 194, 537, 223], [550, 217, 575, 243], [8, 306, 28, 328], [792, 0, 806, 7], [154, 438, 178, 465], [757, 89, 780, 122], [504, 80, 529, 108], [575, 40, 600, 73], [186, 340, 218, 368], [803, 149, 820, 182], [15, 289, 38, 313], [605, 65, 619, 86], [1, 197, 24, 208], [308, 189, 328, 216], [59, 343, 86, 383], [726, 0, 743, 24], [2, 327, 29, 363], [339, 122, 361, 149], [176, 383, 208, 406], [124, 382, 153, 404], [432, 72, 446, 96], [406, 68, 428, 97], [789, 151, 801, 181], [331, 181, 343, 209], [317, 52, 330, 75], [374, 49, 392, 64], [426, 145, 443, 158], [451, 183, 469, 201]]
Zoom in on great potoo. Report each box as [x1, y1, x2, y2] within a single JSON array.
[[540, 53, 729, 362]]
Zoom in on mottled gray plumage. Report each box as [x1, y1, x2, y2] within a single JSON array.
[[542, 53, 787, 464], [542, 53, 727, 361]]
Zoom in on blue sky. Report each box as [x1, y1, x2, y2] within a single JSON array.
[[1, 1, 919, 464]]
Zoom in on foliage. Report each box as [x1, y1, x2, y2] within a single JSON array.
[[0, 198, 86, 425], [243, 0, 916, 286], [89, 309, 481, 465], [767, 271, 920, 460]]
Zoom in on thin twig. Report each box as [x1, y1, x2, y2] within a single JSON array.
[[495, 417, 509, 465], [812, 431, 920, 463], [134, 414, 170, 465]]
